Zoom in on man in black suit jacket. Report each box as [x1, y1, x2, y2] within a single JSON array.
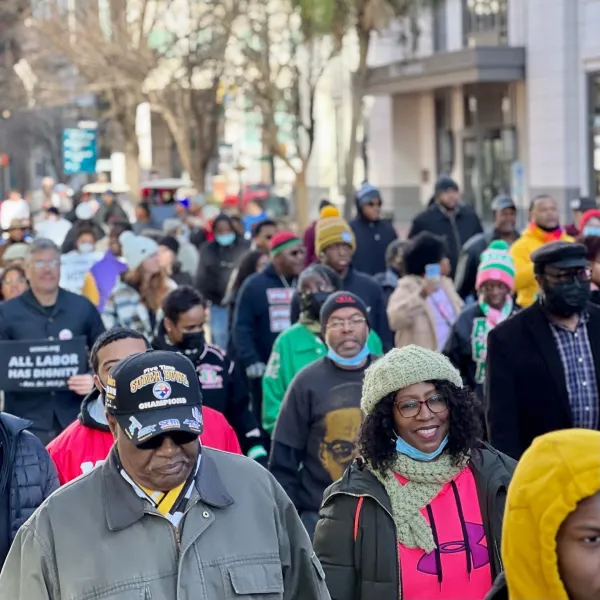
[[486, 241, 600, 459]]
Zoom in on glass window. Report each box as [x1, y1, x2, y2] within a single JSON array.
[[463, 0, 508, 47], [589, 74, 600, 202]]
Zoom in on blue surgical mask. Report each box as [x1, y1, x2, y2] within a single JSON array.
[[395, 434, 448, 462], [327, 344, 370, 368], [78, 242, 94, 254], [215, 233, 236, 246], [583, 226, 600, 237]]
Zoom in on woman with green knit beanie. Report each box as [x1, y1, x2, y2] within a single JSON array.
[[313, 345, 515, 600]]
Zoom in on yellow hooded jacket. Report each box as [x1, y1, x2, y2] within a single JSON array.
[[509, 225, 573, 308], [502, 429, 600, 599]]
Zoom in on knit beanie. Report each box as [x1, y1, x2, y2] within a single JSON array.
[[434, 176, 459, 195], [475, 240, 516, 292], [269, 231, 301, 257], [320, 291, 369, 329], [314, 206, 356, 256], [119, 231, 159, 271], [158, 235, 180, 256], [356, 182, 381, 207], [361, 345, 463, 416]]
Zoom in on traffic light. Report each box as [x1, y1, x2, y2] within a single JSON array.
[[0, 154, 9, 168]]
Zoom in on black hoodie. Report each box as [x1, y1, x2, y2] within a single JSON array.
[[152, 321, 263, 455], [350, 208, 398, 277]]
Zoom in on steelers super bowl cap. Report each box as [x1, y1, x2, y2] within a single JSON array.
[[105, 350, 204, 446]]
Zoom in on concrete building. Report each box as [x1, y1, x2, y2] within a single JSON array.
[[366, 0, 600, 224]]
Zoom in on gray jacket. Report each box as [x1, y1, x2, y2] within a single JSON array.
[[0, 447, 331, 600]]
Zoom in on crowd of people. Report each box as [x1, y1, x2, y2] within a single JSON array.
[[0, 176, 597, 600]]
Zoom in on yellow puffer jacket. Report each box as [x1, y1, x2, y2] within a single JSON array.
[[510, 225, 573, 307], [501, 429, 600, 599]]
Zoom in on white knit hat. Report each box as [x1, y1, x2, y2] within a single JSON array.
[[361, 345, 463, 416], [119, 231, 158, 271]]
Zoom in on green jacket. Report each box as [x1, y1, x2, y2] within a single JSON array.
[[262, 323, 383, 434]]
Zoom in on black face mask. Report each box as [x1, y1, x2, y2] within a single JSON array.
[[180, 331, 206, 352], [300, 291, 331, 321], [542, 279, 591, 317]]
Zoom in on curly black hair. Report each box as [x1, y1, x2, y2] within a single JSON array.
[[357, 380, 483, 472]]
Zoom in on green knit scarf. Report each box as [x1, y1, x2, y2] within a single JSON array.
[[368, 452, 469, 553]]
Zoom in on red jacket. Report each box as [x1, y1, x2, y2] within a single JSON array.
[[47, 393, 242, 485]]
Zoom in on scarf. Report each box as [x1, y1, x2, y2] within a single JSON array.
[[527, 221, 564, 243], [471, 297, 513, 384], [119, 452, 201, 527], [368, 452, 469, 553], [479, 296, 513, 328]]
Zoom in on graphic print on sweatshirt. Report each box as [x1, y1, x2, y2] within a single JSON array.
[[395, 468, 493, 600], [266, 288, 295, 333]]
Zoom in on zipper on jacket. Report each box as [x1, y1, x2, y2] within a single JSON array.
[[326, 491, 402, 599]]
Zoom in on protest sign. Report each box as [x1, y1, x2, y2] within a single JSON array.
[[60, 251, 102, 294], [0, 337, 88, 392]]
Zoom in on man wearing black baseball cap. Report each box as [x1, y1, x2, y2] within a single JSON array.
[[455, 194, 520, 299], [0, 349, 331, 600], [487, 241, 600, 460], [270, 291, 374, 540], [566, 196, 598, 237]]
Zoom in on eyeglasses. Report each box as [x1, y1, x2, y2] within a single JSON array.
[[395, 395, 448, 418], [32, 259, 59, 270], [137, 431, 199, 450], [544, 267, 591, 284], [326, 316, 367, 331], [2, 277, 26, 286]]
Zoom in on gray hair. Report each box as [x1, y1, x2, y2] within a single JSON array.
[[25, 238, 60, 263]]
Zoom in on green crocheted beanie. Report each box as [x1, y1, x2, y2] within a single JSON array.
[[361, 345, 463, 416]]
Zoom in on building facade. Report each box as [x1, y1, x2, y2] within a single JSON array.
[[367, 0, 600, 224]]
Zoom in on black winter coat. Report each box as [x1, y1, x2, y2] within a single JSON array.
[[409, 204, 483, 277], [485, 301, 600, 460], [313, 444, 515, 600], [0, 413, 59, 567], [350, 216, 397, 276], [443, 303, 520, 398], [195, 238, 249, 305], [0, 289, 105, 433]]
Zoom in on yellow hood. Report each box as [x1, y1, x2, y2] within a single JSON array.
[[502, 429, 600, 599]]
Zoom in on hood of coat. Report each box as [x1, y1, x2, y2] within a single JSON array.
[[502, 429, 600, 600], [78, 388, 110, 433], [0, 413, 31, 437]]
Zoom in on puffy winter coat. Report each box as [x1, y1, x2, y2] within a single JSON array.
[[0, 413, 59, 566]]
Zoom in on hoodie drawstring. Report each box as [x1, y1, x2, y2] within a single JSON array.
[[426, 504, 443, 588], [451, 479, 473, 579]]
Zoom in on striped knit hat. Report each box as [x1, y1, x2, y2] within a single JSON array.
[[269, 231, 301, 257], [315, 206, 356, 256], [476, 240, 515, 292]]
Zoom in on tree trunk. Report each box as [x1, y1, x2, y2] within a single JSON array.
[[343, 27, 370, 221], [295, 169, 309, 233], [124, 136, 140, 202]]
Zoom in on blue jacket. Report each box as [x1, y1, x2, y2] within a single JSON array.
[[350, 216, 397, 276], [232, 264, 296, 367], [0, 413, 59, 565], [0, 289, 105, 432]]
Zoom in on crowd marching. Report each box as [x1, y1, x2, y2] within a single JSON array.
[[0, 178, 597, 600]]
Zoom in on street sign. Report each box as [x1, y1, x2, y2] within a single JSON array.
[[510, 161, 525, 199], [62, 128, 97, 175]]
